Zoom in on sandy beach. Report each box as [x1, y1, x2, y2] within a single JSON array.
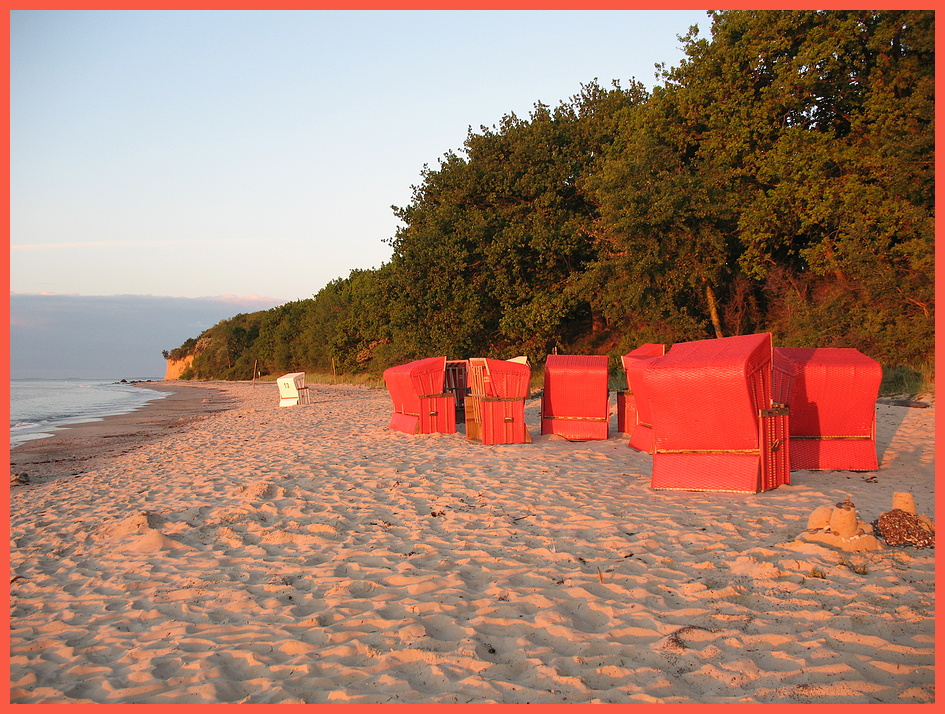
[[8, 380, 935, 704]]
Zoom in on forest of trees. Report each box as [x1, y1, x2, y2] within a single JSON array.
[[164, 11, 934, 382]]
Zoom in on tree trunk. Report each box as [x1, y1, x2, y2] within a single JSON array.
[[705, 283, 724, 339]]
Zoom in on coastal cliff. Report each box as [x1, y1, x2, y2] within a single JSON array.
[[164, 355, 194, 380]]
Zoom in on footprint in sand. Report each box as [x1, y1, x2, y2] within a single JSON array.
[[420, 614, 470, 641], [345, 580, 381, 599], [557, 601, 612, 634]]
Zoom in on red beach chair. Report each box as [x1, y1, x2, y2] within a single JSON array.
[[774, 347, 881, 471], [643, 333, 790, 493], [465, 358, 532, 445], [541, 354, 610, 440], [620, 344, 667, 452], [383, 356, 456, 435]]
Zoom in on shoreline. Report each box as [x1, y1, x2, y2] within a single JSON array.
[[8, 381, 935, 703], [9, 381, 237, 484]]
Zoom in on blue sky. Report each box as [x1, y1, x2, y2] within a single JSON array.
[[10, 9, 709, 303]]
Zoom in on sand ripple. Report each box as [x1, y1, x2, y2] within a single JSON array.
[[9, 382, 935, 703]]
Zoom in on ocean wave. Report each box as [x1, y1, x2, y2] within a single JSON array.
[[9, 379, 168, 447]]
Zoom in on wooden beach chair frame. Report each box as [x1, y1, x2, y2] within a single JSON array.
[[465, 357, 532, 445], [444, 360, 470, 419]]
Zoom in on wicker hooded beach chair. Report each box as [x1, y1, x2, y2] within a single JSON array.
[[773, 347, 881, 471], [383, 356, 456, 435], [619, 344, 667, 451], [643, 333, 790, 493], [277, 372, 310, 407], [541, 354, 610, 441], [465, 357, 532, 445]]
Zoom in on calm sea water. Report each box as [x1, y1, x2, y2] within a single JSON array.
[[9, 379, 169, 448]]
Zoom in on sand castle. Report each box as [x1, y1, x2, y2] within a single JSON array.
[[797, 495, 882, 552]]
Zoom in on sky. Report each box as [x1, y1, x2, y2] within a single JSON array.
[[9, 293, 283, 380], [8, 8, 712, 378]]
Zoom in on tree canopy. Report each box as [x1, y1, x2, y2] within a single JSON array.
[[167, 11, 934, 379]]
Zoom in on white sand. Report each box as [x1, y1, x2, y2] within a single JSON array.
[[8, 382, 935, 703]]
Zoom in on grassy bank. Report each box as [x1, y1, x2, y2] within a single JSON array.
[[244, 359, 933, 400], [879, 362, 935, 398]]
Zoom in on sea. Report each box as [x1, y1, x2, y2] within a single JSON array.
[[9, 379, 169, 449]]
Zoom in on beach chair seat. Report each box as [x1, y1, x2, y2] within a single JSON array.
[[383, 357, 456, 435], [620, 344, 667, 451], [444, 360, 469, 418], [774, 347, 881, 471], [465, 357, 532, 445], [541, 354, 610, 440], [616, 389, 631, 435], [277, 372, 311, 407], [643, 333, 790, 493]]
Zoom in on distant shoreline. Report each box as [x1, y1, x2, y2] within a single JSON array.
[[9, 381, 237, 483]]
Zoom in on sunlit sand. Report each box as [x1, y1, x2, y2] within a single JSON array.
[[9, 381, 935, 703]]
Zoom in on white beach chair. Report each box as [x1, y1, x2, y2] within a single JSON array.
[[277, 372, 311, 407]]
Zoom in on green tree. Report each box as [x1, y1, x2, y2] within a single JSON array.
[[387, 149, 504, 360], [585, 51, 740, 348], [254, 299, 319, 374], [188, 312, 264, 380], [388, 80, 643, 361], [587, 10, 933, 363]]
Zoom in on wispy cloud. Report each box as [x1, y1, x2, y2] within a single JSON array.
[[202, 294, 283, 304], [10, 240, 179, 251], [10, 291, 281, 305]]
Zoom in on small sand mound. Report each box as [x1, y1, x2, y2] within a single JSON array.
[[98, 511, 165, 540], [238, 482, 285, 500], [94, 511, 191, 553], [127, 529, 191, 553]]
